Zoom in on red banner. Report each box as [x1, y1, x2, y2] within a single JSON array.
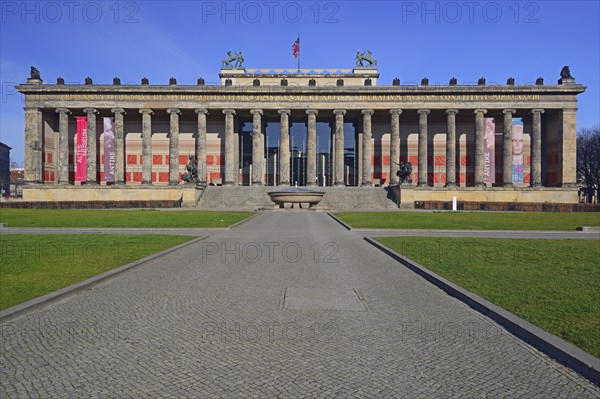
[[75, 116, 88, 182], [484, 117, 496, 184], [292, 36, 300, 59], [103, 117, 115, 183]]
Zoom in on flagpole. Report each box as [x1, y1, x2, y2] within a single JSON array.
[[297, 33, 300, 74]]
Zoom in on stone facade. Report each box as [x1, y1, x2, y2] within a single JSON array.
[[16, 67, 586, 204], [0, 142, 11, 196]]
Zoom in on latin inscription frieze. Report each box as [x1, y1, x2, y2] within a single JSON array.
[[28, 93, 542, 103]]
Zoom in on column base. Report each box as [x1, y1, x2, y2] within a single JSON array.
[[306, 182, 316, 187], [361, 182, 372, 187], [444, 182, 457, 188], [252, 182, 263, 186], [531, 183, 543, 188], [196, 181, 207, 188], [224, 181, 235, 186], [417, 183, 429, 188], [168, 182, 180, 186], [334, 182, 345, 187], [142, 181, 153, 185], [86, 182, 99, 186], [503, 183, 514, 188], [115, 182, 126, 186], [475, 183, 485, 188], [562, 183, 578, 189]]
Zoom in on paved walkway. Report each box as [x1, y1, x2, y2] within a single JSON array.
[[1, 212, 599, 398]]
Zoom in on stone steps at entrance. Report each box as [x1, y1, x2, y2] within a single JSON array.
[[196, 186, 399, 209]]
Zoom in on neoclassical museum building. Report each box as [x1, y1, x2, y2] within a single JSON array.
[[16, 59, 585, 207]]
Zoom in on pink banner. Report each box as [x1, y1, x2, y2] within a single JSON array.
[[75, 117, 88, 182], [103, 117, 115, 183], [484, 117, 496, 184]]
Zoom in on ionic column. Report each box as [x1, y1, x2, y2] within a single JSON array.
[[24, 107, 42, 184], [56, 108, 71, 184], [474, 109, 487, 187], [83, 108, 99, 184], [417, 109, 430, 187], [250, 109, 263, 186], [167, 109, 181, 186], [333, 109, 346, 186], [223, 109, 236, 185], [531, 108, 545, 187], [389, 109, 402, 185], [278, 109, 291, 186], [502, 109, 516, 187], [306, 109, 318, 186], [195, 108, 208, 187], [445, 109, 459, 187], [361, 109, 374, 186], [139, 108, 154, 185], [111, 108, 126, 185], [561, 108, 578, 187]]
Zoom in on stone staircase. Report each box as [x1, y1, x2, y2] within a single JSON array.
[[196, 186, 398, 209]]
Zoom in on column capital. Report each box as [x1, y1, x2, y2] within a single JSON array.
[[531, 108, 545, 114], [417, 109, 430, 115], [361, 109, 374, 116], [445, 109, 459, 115], [389, 109, 402, 115], [474, 108, 487, 115], [222, 108, 236, 115], [55, 107, 71, 114], [139, 108, 154, 115], [195, 108, 209, 115], [250, 109, 263, 115], [167, 108, 181, 115], [83, 108, 98, 115], [502, 109, 516, 115], [278, 109, 291, 115], [305, 109, 319, 116], [111, 107, 126, 115], [333, 109, 346, 116]]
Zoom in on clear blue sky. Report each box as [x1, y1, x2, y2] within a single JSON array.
[[1, 0, 599, 166]]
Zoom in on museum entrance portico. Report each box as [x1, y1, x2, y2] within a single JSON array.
[[17, 64, 585, 206]]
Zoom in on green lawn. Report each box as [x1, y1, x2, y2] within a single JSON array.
[[335, 211, 600, 230], [375, 236, 600, 357], [0, 234, 194, 310], [0, 209, 255, 228]]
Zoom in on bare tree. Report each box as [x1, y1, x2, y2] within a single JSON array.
[[577, 125, 600, 203]]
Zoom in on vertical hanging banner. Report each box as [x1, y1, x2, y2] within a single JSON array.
[[483, 117, 496, 184], [75, 116, 88, 182], [512, 118, 524, 183], [103, 117, 115, 183]]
